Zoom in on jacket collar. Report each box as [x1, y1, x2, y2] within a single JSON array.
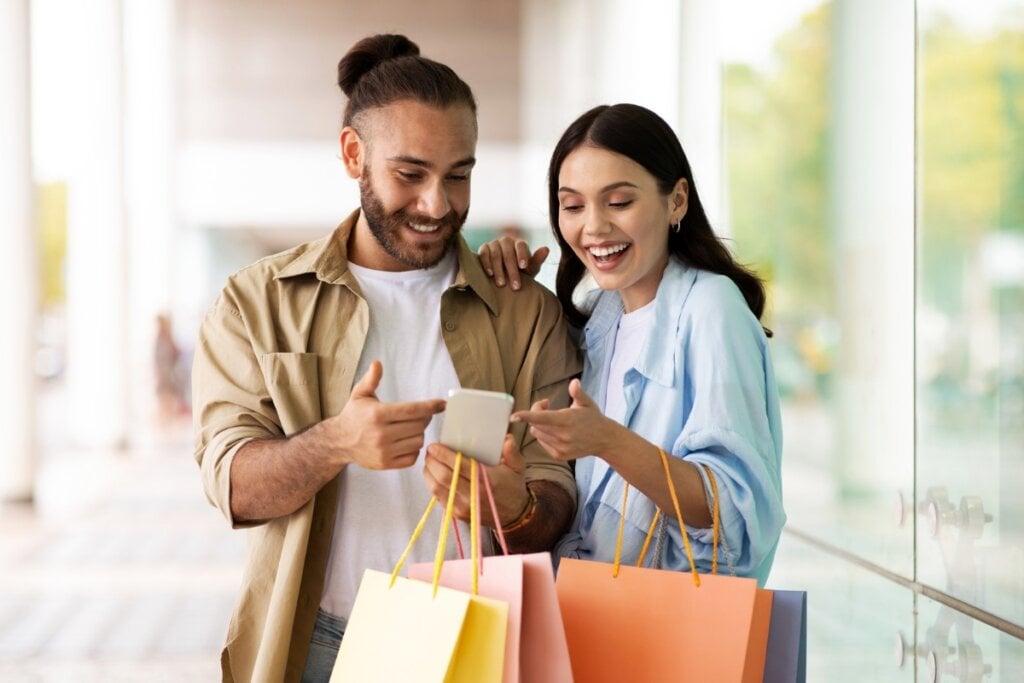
[[274, 208, 499, 315]]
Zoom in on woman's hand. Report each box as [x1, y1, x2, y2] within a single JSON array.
[[477, 236, 550, 290], [511, 379, 620, 461]]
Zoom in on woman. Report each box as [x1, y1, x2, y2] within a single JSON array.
[[480, 103, 785, 583]]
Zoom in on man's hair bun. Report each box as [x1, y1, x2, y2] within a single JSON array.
[[337, 34, 421, 97]]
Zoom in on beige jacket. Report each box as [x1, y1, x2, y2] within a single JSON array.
[[192, 210, 581, 682]]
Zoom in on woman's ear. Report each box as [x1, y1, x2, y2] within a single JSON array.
[[670, 177, 689, 224], [339, 127, 364, 179]]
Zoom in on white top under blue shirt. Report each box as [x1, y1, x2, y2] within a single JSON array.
[[553, 257, 786, 585]]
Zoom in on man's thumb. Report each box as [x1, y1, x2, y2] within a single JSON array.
[[352, 360, 382, 398], [499, 434, 525, 473]]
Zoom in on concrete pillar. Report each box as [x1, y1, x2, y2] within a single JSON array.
[[829, 0, 915, 573], [677, 1, 724, 229], [0, 0, 38, 502], [63, 0, 130, 450], [124, 0, 177, 434]]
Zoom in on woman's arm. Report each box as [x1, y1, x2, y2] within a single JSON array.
[[512, 380, 713, 528]]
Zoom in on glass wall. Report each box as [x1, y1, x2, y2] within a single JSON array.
[[916, 0, 1024, 631], [721, 0, 916, 575], [715, 0, 1024, 678]]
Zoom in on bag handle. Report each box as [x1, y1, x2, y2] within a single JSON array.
[[481, 467, 510, 556], [613, 449, 721, 588], [389, 452, 507, 597], [450, 464, 509, 560], [389, 451, 478, 597], [704, 463, 721, 575]]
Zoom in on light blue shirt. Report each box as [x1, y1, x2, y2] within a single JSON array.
[[553, 257, 786, 585]]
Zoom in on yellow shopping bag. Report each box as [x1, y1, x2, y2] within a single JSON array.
[[409, 466, 573, 682], [331, 455, 508, 682]]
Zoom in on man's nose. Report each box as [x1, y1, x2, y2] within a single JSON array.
[[417, 180, 451, 220]]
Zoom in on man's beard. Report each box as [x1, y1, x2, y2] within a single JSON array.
[[359, 168, 468, 269]]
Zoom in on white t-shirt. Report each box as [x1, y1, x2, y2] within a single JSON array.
[[589, 299, 655, 500], [320, 250, 473, 620]]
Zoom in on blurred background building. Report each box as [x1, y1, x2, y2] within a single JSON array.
[[1, 0, 1022, 680]]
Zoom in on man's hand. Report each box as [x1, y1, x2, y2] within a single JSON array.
[[328, 360, 447, 470], [477, 236, 549, 291], [422, 434, 531, 527], [228, 360, 445, 522]]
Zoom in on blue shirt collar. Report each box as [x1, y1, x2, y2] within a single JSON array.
[[582, 257, 698, 388]]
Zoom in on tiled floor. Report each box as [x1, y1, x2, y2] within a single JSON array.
[[0, 426, 245, 682]]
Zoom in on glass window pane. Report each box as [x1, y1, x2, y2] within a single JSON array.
[[916, 0, 1024, 628], [768, 533, 915, 681], [721, 0, 916, 576]]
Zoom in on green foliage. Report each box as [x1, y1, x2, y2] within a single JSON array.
[[723, 4, 833, 318], [919, 16, 1024, 307]]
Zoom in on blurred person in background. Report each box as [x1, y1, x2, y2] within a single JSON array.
[[191, 34, 580, 683], [153, 313, 187, 424], [479, 103, 786, 583]]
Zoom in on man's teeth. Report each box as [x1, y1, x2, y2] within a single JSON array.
[[588, 243, 629, 257], [410, 223, 440, 233]]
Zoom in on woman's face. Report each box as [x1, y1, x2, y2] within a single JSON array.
[[556, 144, 686, 311]]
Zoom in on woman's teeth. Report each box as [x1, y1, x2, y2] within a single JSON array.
[[588, 243, 629, 259]]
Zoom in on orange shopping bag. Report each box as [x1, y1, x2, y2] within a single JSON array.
[[331, 454, 509, 683], [409, 466, 573, 682], [555, 453, 772, 683]]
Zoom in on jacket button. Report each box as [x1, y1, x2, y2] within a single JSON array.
[[444, 320, 456, 332]]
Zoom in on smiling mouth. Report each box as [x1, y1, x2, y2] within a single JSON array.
[[409, 222, 441, 234], [587, 243, 630, 263]]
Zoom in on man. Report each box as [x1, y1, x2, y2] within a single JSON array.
[[192, 33, 580, 683]]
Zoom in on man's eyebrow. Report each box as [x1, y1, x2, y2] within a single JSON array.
[[558, 181, 639, 194], [386, 155, 477, 170]]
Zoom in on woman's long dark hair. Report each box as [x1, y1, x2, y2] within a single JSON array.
[[548, 104, 769, 333]]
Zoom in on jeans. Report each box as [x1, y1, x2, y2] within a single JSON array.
[[301, 608, 346, 683]]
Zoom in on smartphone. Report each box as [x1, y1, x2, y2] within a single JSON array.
[[439, 388, 514, 466]]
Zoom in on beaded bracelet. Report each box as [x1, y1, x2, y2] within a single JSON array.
[[500, 486, 538, 534]]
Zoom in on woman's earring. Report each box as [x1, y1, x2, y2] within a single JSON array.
[[671, 219, 682, 233]]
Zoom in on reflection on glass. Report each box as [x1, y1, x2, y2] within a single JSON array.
[[917, 0, 1024, 629], [918, 595, 1024, 682], [722, 0, 916, 574]]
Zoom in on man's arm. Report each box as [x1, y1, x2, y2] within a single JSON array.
[[507, 284, 583, 551], [229, 361, 445, 523], [499, 480, 575, 554], [192, 290, 444, 525]]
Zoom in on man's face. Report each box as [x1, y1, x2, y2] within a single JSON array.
[[342, 100, 477, 271]]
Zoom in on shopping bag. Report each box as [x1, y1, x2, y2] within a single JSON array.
[[331, 454, 509, 683], [409, 466, 573, 682], [329, 569, 507, 681], [519, 552, 574, 683], [763, 589, 808, 683], [555, 453, 772, 682], [409, 554, 524, 682], [409, 552, 574, 683]]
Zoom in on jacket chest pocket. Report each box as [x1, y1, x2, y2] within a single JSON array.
[[259, 352, 322, 435]]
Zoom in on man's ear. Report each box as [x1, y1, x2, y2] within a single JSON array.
[[339, 126, 364, 179], [670, 177, 689, 224]]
